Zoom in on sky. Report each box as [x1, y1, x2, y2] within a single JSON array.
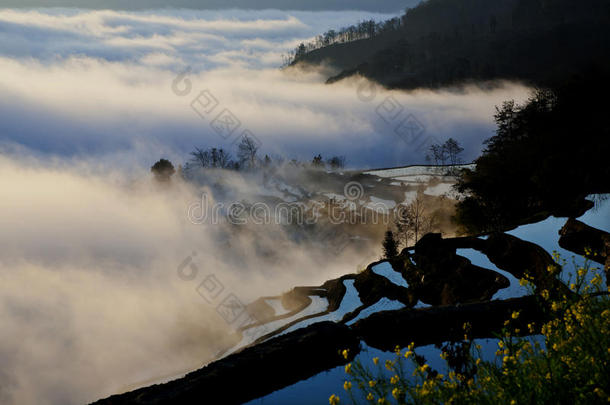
[[0, 0, 418, 12], [0, 6, 533, 405]]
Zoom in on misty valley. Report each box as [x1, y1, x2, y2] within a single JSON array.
[[0, 1, 609, 405]]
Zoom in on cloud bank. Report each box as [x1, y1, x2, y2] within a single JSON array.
[[0, 8, 533, 404], [0, 8, 532, 169], [0, 155, 376, 404]]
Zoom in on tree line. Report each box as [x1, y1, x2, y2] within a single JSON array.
[[151, 135, 347, 181], [283, 16, 404, 66]]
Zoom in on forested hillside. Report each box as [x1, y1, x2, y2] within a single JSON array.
[[293, 0, 610, 89]]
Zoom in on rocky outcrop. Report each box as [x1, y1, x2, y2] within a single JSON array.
[[559, 218, 609, 265], [353, 266, 414, 308], [482, 233, 557, 286], [403, 233, 509, 305]]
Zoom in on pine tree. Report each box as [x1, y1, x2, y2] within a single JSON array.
[[382, 230, 399, 259]]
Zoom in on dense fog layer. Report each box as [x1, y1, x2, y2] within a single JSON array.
[[0, 7, 533, 404]]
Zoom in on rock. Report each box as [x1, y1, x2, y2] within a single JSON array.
[[483, 232, 555, 285], [404, 233, 509, 305], [353, 264, 414, 308], [558, 218, 609, 265]]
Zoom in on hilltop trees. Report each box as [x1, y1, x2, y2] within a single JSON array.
[[189, 147, 234, 169], [151, 159, 175, 182], [284, 17, 403, 65], [327, 156, 346, 171], [311, 154, 324, 168], [237, 135, 260, 169], [426, 138, 464, 166], [310, 154, 346, 170]]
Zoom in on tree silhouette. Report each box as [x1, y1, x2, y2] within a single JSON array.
[[151, 159, 175, 182], [237, 136, 259, 169], [311, 154, 324, 168], [382, 230, 399, 259], [444, 138, 464, 166], [326, 156, 346, 170]]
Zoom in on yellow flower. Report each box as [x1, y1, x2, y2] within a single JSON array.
[[527, 323, 535, 333], [369, 380, 377, 388], [394, 345, 401, 355], [343, 381, 352, 391], [510, 400, 516, 405], [577, 268, 586, 277], [373, 357, 379, 365], [341, 349, 349, 360], [551, 302, 561, 312], [591, 274, 603, 286], [519, 278, 528, 286], [404, 350, 413, 359], [367, 393, 374, 401], [541, 290, 550, 300], [344, 363, 352, 374], [511, 311, 520, 319], [440, 351, 448, 360], [377, 398, 386, 405], [385, 360, 394, 371], [408, 341, 415, 350], [329, 394, 340, 405], [476, 358, 482, 366], [392, 388, 401, 399]]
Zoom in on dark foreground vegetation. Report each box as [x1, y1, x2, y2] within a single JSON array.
[[455, 75, 610, 233]]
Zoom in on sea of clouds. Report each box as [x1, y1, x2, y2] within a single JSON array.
[[0, 7, 532, 405], [0, 8, 532, 168]]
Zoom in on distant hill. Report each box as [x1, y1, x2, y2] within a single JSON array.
[[294, 0, 610, 89]]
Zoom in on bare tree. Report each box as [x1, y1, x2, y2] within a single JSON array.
[[189, 147, 233, 169], [427, 143, 448, 166], [394, 192, 434, 246], [237, 136, 259, 169], [444, 138, 464, 166]]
